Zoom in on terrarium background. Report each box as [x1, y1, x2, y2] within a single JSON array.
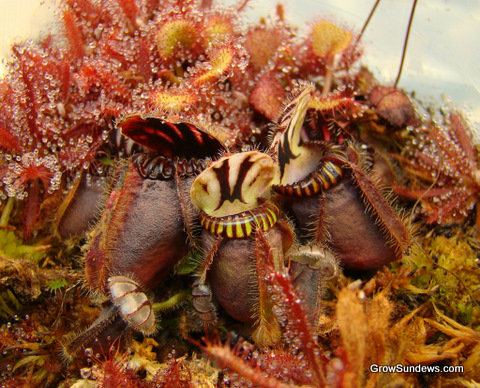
[[1, 0, 479, 138]]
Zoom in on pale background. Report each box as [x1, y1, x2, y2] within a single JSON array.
[[1, 0, 479, 135]]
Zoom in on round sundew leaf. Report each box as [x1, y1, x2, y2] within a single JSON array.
[[156, 19, 201, 59], [312, 21, 352, 57]]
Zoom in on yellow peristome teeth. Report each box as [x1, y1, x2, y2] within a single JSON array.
[[190, 151, 279, 217], [213, 198, 251, 219]]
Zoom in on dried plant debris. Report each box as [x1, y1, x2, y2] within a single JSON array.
[[0, 0, 479, 386]]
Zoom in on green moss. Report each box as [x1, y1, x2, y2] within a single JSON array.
[[176, 249, 202, 275], [403, 235, 480, 326], [0, 229, 48, 263], [46, 278, 68, 293]]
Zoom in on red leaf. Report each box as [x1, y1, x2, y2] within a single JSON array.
[[0, 125, 22, 153]]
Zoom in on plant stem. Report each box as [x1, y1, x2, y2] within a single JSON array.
[[0, 197, 15, 227], [322, 55, 334, 96], [152, 290, 190, 312], [394, 0, 418, 87]]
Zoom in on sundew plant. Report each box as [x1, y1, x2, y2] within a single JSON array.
[[0, 1, 479, 387]]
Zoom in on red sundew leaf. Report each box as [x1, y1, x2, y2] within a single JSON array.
[[266, 270, 327, 386], [60, 120, 97, 141], [428, 119, 477, 181], [58, 142, 94, 171], [39, 34, 54, 51], [393, 185, 454, 201], [12, 46, 39, 137], [58, 60, 72, 102], [310, 88, 362, 119], [0, 79, 13, 100], [450, 113, 476, 165], [423, 132, 465, 182], [64, 0, 104, 32], [99, 32, 133, 68], [337, 41, 363, 75], [58, 120, 110, 170], [203, 14, 236, 43], [117, 0, 137, 28], [151, 357, 193, 387], [143, 0, 161, 19], [135, 39, 154, 81], [12, 162, 54, 191], [193, 335, 291, 388], [99, 32, 152, 80], [63, 11, 86, 60], [78, 63, 131, 102], [424, 190, 471, 224], [0, 124, 22, 153], [249, 72, 286, 121], [244, 26, 285, 69], [22, 179, 40, 240], [92, 346, 146, 388]]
